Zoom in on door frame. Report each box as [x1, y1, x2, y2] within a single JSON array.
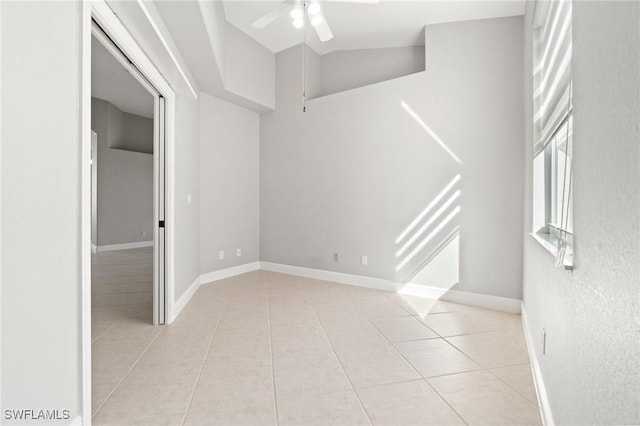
[[80, 1, 176, 422]]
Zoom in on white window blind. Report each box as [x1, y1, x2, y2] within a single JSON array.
[[533, 0, 572, 156]]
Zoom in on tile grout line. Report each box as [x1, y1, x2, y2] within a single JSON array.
[[357, 294, 470, 425], [91, 328, 165, 420], [91, 247, 162, 418], [485, 364, 541, 406], [179, 296, 229, 426], [264, 274, 280, 426], [91, 322, 117, 344], [305, 292, 374, 426], [385, 292, 539, 420]]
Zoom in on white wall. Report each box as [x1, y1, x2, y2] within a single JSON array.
[[522, 1, 640, 424], [198, 0, 226, 85], [92, 98, 154, 246], [199, 93, 260, 275], [321, 46, 425, 97], [224, 24, 275, 110], [261, 16, 524, 300], [1, 1, 82, 420], [173, 96, 201, 301]]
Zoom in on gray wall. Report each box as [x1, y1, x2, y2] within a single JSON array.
[[1, 1, 82, 421], [200, 93, 260, 275], [120, 112, 153, 154], [224, 24, 275, 110], [92, 98, 154, 246], [522, 1, 640, 424], [94, 96, 153, 154], [321, 46, 425, 97], [261, 16, 524, 300], [173, 95, 201, 301]]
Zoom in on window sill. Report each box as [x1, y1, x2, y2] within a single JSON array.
[[529, 232, 574, 270]]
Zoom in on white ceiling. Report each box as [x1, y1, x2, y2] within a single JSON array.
[[223, 0, 526, 56], [91, 36, 154, 118]]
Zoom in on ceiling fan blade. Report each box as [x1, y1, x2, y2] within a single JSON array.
[[323, 0, 380, 3], [252, 3, 290, 29], [313, 14, 333, 42]]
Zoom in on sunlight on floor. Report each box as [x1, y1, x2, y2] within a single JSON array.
[[91, 260, 541, 426]]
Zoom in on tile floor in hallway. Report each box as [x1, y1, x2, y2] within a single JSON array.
[[92, 248, 541, 426]]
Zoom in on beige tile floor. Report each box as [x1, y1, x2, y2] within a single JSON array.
[[92, 248, 541, 425]]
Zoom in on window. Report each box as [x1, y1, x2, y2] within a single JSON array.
[[531, 0, 574, 269]]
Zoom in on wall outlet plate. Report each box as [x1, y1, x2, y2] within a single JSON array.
[[333, 252, 339, 262], [237, 248, 242, 257], [218, 250, 224, 260], [361, 255, 368, 265]]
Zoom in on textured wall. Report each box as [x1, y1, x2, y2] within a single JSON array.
[[522, 1, 640, 423]]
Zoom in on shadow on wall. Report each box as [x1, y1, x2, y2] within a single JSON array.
[[395, 100, 462, 298]]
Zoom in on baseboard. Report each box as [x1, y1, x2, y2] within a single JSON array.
[[200, 261, 261, 286], [259, 262, 520, 313], [172, 262, 523, 322], [170, 274, 201, 323], [96, 241, 153, 252], [170, 262, 261, 323], [259, 262, 400, 293], [400, 283, 521, 313], [521, 302, 555, 426], [91, 243, 97, 254]]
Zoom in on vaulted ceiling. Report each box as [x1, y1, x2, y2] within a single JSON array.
[[100, 1, 526, 113], [223, 0, 526, 56]]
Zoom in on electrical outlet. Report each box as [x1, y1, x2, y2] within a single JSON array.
[[237, 248, 242, 257], [333, 252, 339, 262], [218, 250, 224, 260], [141, 230, 146, 237], [361, 255, 368, 265], [542, 328, 547, 355]]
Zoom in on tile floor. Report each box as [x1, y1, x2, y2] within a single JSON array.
[[92, 248, 541, 425]]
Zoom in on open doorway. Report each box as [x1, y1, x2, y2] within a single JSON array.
[[89, 19, 167, 416]]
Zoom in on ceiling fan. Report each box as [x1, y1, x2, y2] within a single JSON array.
[[252, 0, 379, 42]]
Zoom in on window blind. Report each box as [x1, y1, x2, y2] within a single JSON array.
[[533, 0, 572, 156]]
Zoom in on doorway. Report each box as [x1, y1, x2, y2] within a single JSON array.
[[82, 2, 177, 420], [86, 12, 171, 419], [91, 21, 166, 326]]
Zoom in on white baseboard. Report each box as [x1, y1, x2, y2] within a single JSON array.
[[259, 262, 520, 313], [91, 244, 97, 254], [200, 261, 261, 286], [521, 302, 555, 426], [170, 262, 261, 323], [400, 283, 521, 313], [96, 241, 153, 252], [170, 274, 201, 323], [259, 262, 401, 293], [172, 262, 523, 323]]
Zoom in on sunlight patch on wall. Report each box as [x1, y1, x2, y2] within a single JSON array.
[[401, 101, 462, 164]]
